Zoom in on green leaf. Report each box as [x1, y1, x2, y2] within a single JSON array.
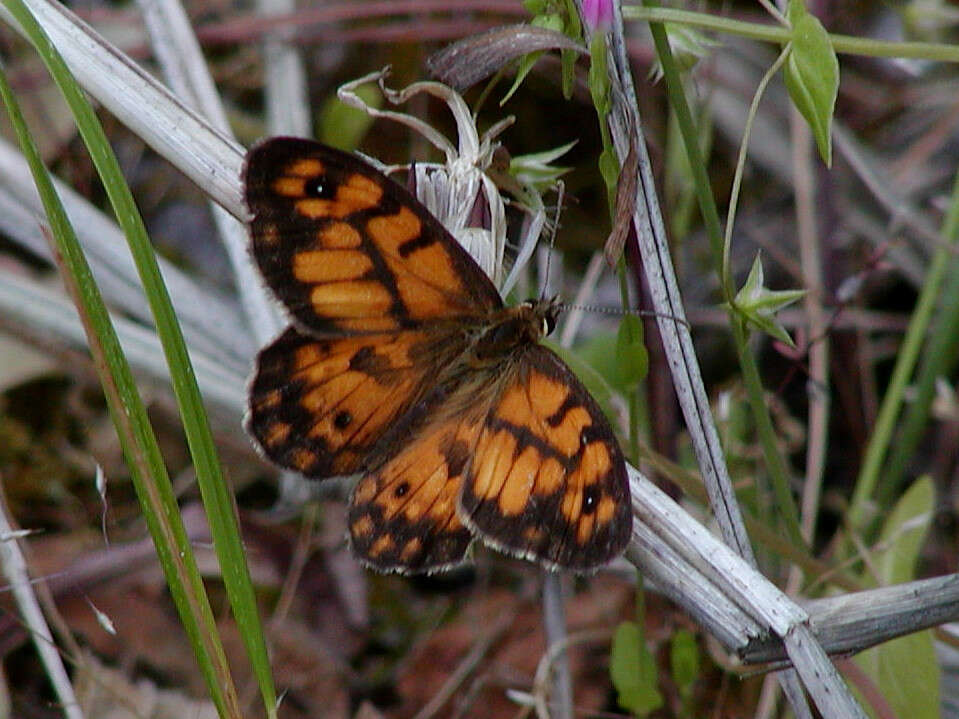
[[510, 140, 576, 191], [318, 83, 381, 150], [853, 477, 938, 719], [576, 325, 645, 396], [855, 632, 939, 719], [732, 253, 805, 347], [874, 475, 934, 586], [743, 310, 796, 347], [669, 629, 700, 700], [615, 315, 649, 388], [501, 50, 543, 105], [575, 330, 618, 383], [588, 31, 611, 115], [0, 13, 262, 715], [667, 24, 720, 73], [783, 0, 839, 165], [611, 621, 663, 716]]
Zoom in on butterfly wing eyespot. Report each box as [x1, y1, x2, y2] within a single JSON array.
[[247, 325, 465, 478], [243, 137, 503, 336], [458, 346, 632, 571]]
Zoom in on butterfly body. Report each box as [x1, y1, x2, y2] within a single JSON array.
[[466, 298, 558, 366], [244, 137, 632, 573]]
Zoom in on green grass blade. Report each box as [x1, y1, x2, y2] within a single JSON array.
[[2, 0, 277, 715], [0, 56, 242, 719], [881, 253, 959, 503], [848, 168, 959, 533]]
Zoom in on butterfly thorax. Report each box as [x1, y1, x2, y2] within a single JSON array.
[[469, 298, 560, 366]]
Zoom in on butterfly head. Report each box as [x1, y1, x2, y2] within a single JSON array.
[[521, 296, 562, 339]]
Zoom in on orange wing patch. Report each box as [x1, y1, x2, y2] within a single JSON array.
[[349, 407, 484, 572], [366, 205, 421, 249], [244, 138, 503, 336], [291, 172, 382, 220], [247, 326, 462, 478], [458, 346, 632, 571], [292, 249, 373, 283], [320, 222, 362, 249]]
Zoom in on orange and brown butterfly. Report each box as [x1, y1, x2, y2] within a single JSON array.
[[243, 137, 632, 573]]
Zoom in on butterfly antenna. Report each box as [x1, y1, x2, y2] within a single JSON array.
[[558, 301, 690, 329]]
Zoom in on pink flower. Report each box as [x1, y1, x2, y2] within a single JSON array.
[[583, 0, 613, 32]]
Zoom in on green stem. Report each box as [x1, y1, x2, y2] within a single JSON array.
[[645, 12, 728, 299], [624, 6, 959, 62], [722, 44, 791, 292], [731, 319, 804, 546], [881, 262, 959, 503]]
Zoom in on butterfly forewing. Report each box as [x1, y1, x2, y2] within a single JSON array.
[[244, 137, 502, 336], [247, 326, 467, 477], [458, 346, 632, 570]]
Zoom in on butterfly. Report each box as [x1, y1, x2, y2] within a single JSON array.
[[243, 137, 632, 573]]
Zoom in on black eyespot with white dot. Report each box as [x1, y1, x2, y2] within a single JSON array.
[[304, 174, 335, 199], [582, 486, 599, 515], [334, 410, 352, 429], [395, 482, 410, 498]]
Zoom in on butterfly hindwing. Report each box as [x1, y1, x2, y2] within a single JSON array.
[[348, 395, 487, 572], [244, 137, 502, 335], [458, 345, 632, 571]]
